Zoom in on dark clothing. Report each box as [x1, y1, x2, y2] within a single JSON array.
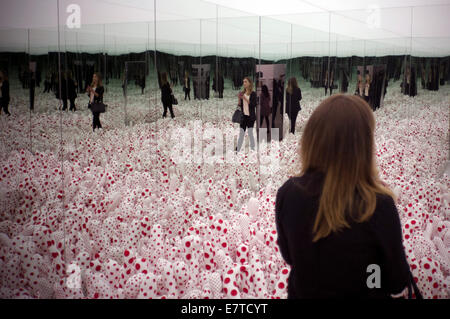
[[161, 82, 174, 118], [163, 104, 175, 119], [88, 86, 104, 131], [285, 87, 302, 115], [238, 91, 257, 124], [275, 171, 411, 299], [237, 115, 255, 152], [0, 80, 10, 115], [183, 77, 191, 100], [286, 87, 302, 134], [161, 83, 172, 106], [93, 112, 102, 130], [184, 88, 191, 100], [288, 109, 299, 134], [260, 93, 271, 117], [1, 80, 10, 103]]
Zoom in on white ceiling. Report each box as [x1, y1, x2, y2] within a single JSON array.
[[0, 0, 449, 57]]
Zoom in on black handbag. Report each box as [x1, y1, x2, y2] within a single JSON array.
[[90, 102, 106, 113], [232, 108, 243, 124], [171, 94, 178, 105]]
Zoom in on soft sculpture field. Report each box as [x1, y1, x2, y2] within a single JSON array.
[[0, 79, 449, 299]]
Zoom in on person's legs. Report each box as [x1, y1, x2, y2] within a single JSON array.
[[163, 104, 168, 118], [97, 113, 102, 129], [248, 125, 255, 150], [271, 104, 278, 128], [62, 99, 68, 111], [325, 86, 327, 95], [69, 99, 76, 111], [290, 110, 299, 134], [168, 104, 175, 118], [236, 117, 248, 152], [184, 90, 188, 100], [264, 116, 270, 130], [330, 87, 333, 95]]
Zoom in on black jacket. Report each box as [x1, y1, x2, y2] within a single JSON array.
[[285, 87, 302, 115], [0, 80, 10, 103], [87, 86, 104, 104], [275, 171, 411, 298], [161, 82, 172, 106], [238, 91, 257, 122]]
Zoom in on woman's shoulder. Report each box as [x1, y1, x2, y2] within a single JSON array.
[[277, 172, 323, 198]]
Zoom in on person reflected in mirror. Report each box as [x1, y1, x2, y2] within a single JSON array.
[[183, 71, 191, 101], [364, 70, 371, 103], [56, 72, 68, 111], [259, 84, 271, 134], [43, 73, 51, 93], [139, 71, 146, 95], [217, 72, 224, 99], [160, 72, 175, 119], [276, 94, 416, 299], [0, 70, 11, 116], [356, 70, 363, 96], [86, 72, 104, 131], [285, 77, 302, 134], [67, 70, 77, 111], [236, 77, 256, 152]]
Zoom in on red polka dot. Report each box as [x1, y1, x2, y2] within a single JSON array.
[[231, 289, 237, 296]]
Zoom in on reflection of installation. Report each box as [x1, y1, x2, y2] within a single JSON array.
[[355, 65, 387, 111], [192, 64, 210, 100], [123, 61, 146, 126], [255, 64, 285, 141]]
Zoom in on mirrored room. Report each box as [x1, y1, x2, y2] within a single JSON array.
[[0, 0, 449, 300]]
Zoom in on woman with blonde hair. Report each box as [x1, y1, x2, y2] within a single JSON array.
[[275, 94, 420, 299], [236, 77, 256, 152], [86, 72, 104, 131]]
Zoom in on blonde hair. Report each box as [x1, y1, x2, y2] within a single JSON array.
[[299, 94, 395, 242], [241, 77, 253, 95], [90, 72, 102, 87]]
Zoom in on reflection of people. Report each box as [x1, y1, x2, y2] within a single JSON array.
[[43, 73, 51, 93], [86, 73, 104, 131], [0, 70, 10, 116], [236, 77, 256, 152], [276, 94, 415, 299], [183, 71, 191, 100], [356, 70, 363, 96], [364, 70, 371, 102], [259, 84, 271, 131], [285, 77, 302, 134], [324, 70, 334, 95], [160, 72, 175, 119], [67, 71, 78, 111]]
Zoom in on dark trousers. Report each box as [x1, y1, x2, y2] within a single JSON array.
[[271, 102, 278, 128], [69, 98, 76, 111], [30, 88, 35, 110], [163, 103, 175, 118], [62, 99, 68, 111], [325, 86, 333, 95], [1, 101, 10, 115], [93, 111, 102, 131], [218, 90, 223, 98], [237, 115, 255, 152], [288, 109, 299, 134], [184, 88, 190, 100], [43, 82, 51, 93], [260, 114, 270, 129]]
